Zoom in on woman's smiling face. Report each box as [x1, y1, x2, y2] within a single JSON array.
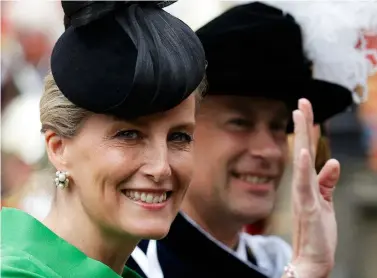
[[51, 94, 197, 239]]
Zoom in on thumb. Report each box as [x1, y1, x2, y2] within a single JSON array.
[[317, 159, 340, 202]]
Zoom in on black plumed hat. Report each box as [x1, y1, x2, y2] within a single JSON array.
[[51, 1, 206, 119], [196, 2, 353, 131]]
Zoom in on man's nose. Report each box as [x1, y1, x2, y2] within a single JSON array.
[[247, 127, 283, 160]]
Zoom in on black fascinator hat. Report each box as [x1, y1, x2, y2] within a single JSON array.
[[51, 1, 206, 119], [196, 2, 353, 131]]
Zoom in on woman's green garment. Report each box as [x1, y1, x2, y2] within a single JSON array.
[[1, 208, 141, 278]]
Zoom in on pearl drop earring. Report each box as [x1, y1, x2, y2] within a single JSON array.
[[55, 170, 69, 189]]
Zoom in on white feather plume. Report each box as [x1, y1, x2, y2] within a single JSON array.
[[235, 0, 377, 103]]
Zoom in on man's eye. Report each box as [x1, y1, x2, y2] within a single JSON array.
[[270, 121, 287, 132], [168, 132, 193, 143], [228, 118, 252, 128], [114, 130, 141, 140]]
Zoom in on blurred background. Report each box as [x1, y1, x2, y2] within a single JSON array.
[[1, 1, 376, 278]]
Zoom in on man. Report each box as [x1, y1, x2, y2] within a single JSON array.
[[126, 2, 355, 277], [245, 123, 330, 236]]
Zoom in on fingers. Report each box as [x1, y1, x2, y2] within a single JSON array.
[[292, 102, 318, 208], [318, 159, 340, 202], [292, 98, 318, 258], [291, 148, 315, 258], [312, 124, 321, 159], [294, 148, 317, 211], [318, 159, 340, 187], [298, 99, 316, 160], [293, 109, 310, 166]]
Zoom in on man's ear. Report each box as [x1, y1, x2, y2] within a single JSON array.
[[44, 130, 67, 170]]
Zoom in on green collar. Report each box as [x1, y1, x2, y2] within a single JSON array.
[[1, 208, 140, 278]]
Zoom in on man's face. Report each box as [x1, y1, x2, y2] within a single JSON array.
[[187, 96, 289, 224]]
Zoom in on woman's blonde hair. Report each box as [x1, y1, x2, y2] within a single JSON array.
[[40, 73, 91, 138], [40, 73, 207, 137]]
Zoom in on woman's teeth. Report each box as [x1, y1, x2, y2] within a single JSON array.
[[235, 174, 271, 184], [123, 190, 167, 204]]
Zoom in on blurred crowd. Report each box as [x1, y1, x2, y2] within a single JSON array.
[[1, 1, 64, 218], [1, 1, 377, 277]]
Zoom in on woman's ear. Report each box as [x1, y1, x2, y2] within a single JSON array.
[[44, 130, 67, 170]]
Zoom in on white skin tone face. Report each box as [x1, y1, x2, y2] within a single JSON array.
[[183, 96, 341, 277], [44, 94, 196, 274], [181, 95, 289, 248]]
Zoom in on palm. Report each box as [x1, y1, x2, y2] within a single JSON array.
[[291, 99, 339, 276]]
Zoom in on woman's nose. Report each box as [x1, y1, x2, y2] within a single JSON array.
[[141, 143, 172, 183]]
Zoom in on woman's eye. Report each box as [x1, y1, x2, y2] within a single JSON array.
[[168, 132, 193, 143], [114, 130, 141, 140]]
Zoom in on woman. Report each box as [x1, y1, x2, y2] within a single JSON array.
[[1, 1, 206, 277]]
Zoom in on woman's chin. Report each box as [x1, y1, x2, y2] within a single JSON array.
[[144, 231, 169, 240], [120, 222, 171, 240], [132, 228, 170, 240]]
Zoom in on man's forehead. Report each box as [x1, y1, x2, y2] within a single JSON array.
[[203, 95, 289, 117]]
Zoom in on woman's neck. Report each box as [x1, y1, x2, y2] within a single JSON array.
[[43, 199, 138, 275]]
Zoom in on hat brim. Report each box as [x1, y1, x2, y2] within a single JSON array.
[[206, 78, 353, 133], [285, 79, 353, 133]]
